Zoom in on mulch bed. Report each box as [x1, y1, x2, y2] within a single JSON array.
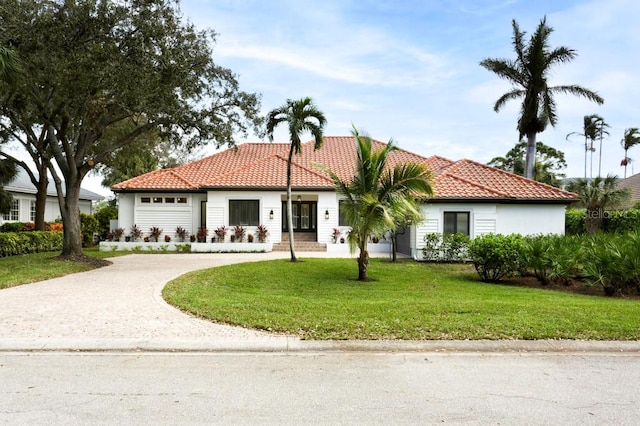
[[500, 275, 640, 299], [53, 254, 112, 268]]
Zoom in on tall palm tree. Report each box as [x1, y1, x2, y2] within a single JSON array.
[[480, 17, 604, 180], [621, 128, 640, 178], [566, 114, 607, 178], [594, 116, 609, 178], [567, 175, 629, 234], [266, 97, 326, 262], [318, 128, 433, 281]]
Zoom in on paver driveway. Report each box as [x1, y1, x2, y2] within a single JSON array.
[[0, 252, 302, 351]]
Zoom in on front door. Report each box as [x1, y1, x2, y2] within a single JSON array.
[[282, 201, 316, 232]]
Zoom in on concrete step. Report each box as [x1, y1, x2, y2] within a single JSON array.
[[272, 241, 327, 252]]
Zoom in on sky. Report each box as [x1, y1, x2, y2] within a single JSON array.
[[88, 0, 640, 195]]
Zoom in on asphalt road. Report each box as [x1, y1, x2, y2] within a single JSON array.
[[1, 351, 639, 425]]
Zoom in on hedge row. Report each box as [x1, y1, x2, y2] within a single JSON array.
[[0, 231, 64, 257], [566, 209, 640, 235]]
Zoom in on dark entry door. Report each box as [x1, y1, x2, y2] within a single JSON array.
[[282, 201, 316, 232]]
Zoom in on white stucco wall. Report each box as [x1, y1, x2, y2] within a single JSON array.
[[412, 202, 568, 260]]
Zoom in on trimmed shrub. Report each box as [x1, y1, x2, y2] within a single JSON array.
[[422, 232, 470, 262], [605, 209, 640, 234], [565, 209, 586, 235], [522, 234, 581, 285], [0, 231, 63, 257], [0, 222, 28, 233], [80, 212, 100, 246], [582, 232, 640, 296], [467, 233, 525, 283]]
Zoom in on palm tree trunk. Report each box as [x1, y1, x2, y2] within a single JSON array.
[[286, 145, 297, 262], [524, 133, 537, 179], [598, 136, 603, 178], [584, 135, 588, 179], [358, 240, 369, 281]]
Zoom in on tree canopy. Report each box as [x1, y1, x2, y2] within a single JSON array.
[[0, 0, 262, 256], [480, 17, 603, 179], [488, 140, 567, 187]]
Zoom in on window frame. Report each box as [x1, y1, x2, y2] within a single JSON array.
[[443, 211, 470, 236], [229, 199, 260, 226], [3, 199, 19, 221]]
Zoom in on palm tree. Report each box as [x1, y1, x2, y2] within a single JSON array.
[[318, 128, 433, 281], [567, 175, 629, 234], [566, 114, 607, 178], [266, 97, 326, 262], [621, 128, 640, 178], [480, 17, 604, 180]]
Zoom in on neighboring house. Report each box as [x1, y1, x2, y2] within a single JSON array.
[[1, 169, 103, 225], [111, 136, 578, 258], [617, 172, 640, 208]]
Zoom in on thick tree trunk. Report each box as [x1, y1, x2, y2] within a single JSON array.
[[391, 233, 397, 262], [524, 133, 537, 179], [585, 208, 603, 234], [358, 241, 369, 281], [58, 178, 84, 256], [34, 170, 48, 231], [286, 145, 297, 262]]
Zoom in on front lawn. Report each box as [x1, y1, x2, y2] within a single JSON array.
[[163, 258, 640, 340], [0, 247, 121, 290]]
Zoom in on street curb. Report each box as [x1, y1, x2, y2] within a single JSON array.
[[1, 338, 639, 354]]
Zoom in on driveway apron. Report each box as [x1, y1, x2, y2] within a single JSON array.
[[0, 252, 300, 351]]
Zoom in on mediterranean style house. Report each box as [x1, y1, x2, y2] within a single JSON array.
[[111, 136, 578, 258], [2, 169, 103, 225]]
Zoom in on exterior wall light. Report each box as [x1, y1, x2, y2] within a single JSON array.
[[297, 195, 302, 202], [269, 209, 274, 220], [325, 210, 330, 220]]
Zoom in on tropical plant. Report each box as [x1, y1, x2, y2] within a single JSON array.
[[113, 228, 124, 242], [266, 96, 326, 262], [175, 226, 188, 242], [129, 225, 142, 242], [196, 226, 208, 243], [256, 224, 269, 243], [318, 127, 433, 281], [566, 114, 608, 178], [331, 228, 341, 244], [567, 175, 630, 233], [232, 225, 246, 242], [621, 128, 640, 178], [488, 140, 567, 186], [149, 226, 162, 242], [480, 17, 604, 179], [214, 225, 227, 242]]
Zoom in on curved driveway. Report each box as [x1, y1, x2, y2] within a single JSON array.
[[0, 252, 302, 351]]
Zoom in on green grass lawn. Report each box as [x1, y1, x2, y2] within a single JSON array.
[[0, 247, 122, 290], [163, 258, 640, 340]]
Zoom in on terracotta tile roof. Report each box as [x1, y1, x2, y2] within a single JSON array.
[[207, 154, 334, 189], [111, 136, 577, 202]]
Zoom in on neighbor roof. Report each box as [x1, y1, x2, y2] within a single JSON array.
[[5, 169, 104, 201], [112, 136, 578, 202], [617, 172, 640, 208]]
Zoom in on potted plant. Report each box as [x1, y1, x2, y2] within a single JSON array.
[[149, 226, 162, 242], [113, 227, 125, 242], [214, 226, 227, 243], [196, 226, 208, 243], [164, 234, 171, 243], [130, 224, 143, 242], [331, 228, 341, 244], [106, 231, 115, 242], [175, 226, 188, 242], [232, 225, 245, 242], [256, 224, 269, 243], [247, 234, 254, 243], [190, 234, 196, 243]]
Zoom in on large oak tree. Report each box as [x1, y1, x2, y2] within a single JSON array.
[[0, 0, 261, 257]]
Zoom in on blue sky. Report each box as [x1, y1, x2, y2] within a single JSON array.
[[84, 0, 640, 195]]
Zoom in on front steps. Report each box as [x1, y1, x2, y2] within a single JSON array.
[[273, 233, 327, 252]]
